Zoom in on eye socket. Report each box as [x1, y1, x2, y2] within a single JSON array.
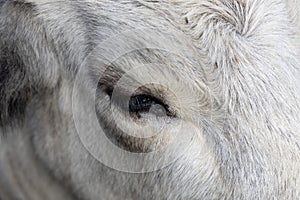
[[129, 95, 175, 118]]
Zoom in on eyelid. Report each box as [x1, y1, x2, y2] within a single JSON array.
[[99, 72, 156, 101], [100, 82, 176, 118], [97, 66, 177, 117]]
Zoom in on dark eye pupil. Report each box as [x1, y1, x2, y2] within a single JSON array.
[[128, 95, 175, 118], [129, 95, 157, 114]]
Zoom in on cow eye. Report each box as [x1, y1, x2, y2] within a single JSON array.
[[128, 95, 175, 118]]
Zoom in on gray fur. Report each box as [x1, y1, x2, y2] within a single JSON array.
[[0, 0, 300, 199]]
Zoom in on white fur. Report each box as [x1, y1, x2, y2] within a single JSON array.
[[0, 0, 300, 199]]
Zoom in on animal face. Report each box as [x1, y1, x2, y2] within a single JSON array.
[[0, 0, 300, 199]]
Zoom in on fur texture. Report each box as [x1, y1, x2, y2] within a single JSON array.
[[0, 0, 300, 199]]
